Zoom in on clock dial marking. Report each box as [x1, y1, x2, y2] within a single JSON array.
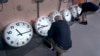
[[7, 31, 12, 34], [29, 34, 31, 36], [10, 26, 14, 29], [42, 17, 44, 20], [11, 41, 14, 44], [22, 41, 24, 44], [27, 24, 29, 28], [23, 22, 25, 25], [17, 42, 19, 45], [38, 23, 40, 26], [27, 38, 29, 41], [7, 37, 10, 40], [16, 23, 20, 26]]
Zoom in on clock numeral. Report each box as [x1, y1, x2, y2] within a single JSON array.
[[27, 38, 29, 41], [29, 34, 31, 36], [42, 17, 44, 20], [7, 31, 12, 34], [23, 22, 25, 25], [11, 41, 14, 44], [27, 25, 29, 28], [38, 23, 40, 26], [40, 31, 42, 33], [66, 14, 68, 16], [7, 37, 10, 40], [10, 26, 14, 29], [17, 42, 19, 45], [22, 42, 24, 44], [16, 23, 20, 26]]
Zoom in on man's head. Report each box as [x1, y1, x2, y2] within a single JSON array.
[[54, 15, 63, 21]]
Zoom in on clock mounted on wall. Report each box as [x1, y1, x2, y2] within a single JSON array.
[[4, 21, 33, 47], [35, 16, 52, 36], [62, 8, 72, 22], [69, 6, 78, 18], [76, 6, 82, 16], [61, 8, 74, 26]]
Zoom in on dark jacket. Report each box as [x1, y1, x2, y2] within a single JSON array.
[[80, 2, 99, 15], [48, 20, 72, 50]]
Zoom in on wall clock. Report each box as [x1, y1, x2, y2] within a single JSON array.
[[35, 16, 52, 36], [49, 11, 62, 22], [61, 8, 74, 26], [4, 21, 33, 47], [62, 8, 72, 22], [69, 6, 78, 18], [76, 6, 82, 15]]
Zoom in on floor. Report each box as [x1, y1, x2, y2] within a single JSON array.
[[0, 8, 100, 56]]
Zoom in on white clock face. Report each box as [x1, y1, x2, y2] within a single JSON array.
[[35, 16, 52, 36], [76, 6, 82, 15], [69, 6, 78, 18], [62, 9, 72, 22], [49, 11, 62, 22], [4, 21, 33, 47]]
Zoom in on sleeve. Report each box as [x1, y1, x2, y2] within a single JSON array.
[[47, 23, 55, 38]]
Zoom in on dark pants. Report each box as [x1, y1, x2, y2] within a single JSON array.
[[44, 38, 68, 56]]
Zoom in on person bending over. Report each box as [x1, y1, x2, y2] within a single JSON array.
[[75, 2, 99, 25], [47, 15, 72, 56]]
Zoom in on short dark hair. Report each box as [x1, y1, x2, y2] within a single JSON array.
[[55, 16, 62, 21]]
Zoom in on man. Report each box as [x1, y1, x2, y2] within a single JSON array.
[[47, 15, 72, 56], [75, 2, 99, 25]]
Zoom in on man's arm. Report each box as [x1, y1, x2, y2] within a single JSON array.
[[48, 23, 55, 38]]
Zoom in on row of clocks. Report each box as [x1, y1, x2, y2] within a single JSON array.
[[3, 5, 82, 47], [35, 5, 82, 38]]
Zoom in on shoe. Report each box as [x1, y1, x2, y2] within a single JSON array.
[[43, 40, 54, 51], [56, 52, 63, 56], [99, 3, 100, 6], [79, 21, 88, 25]]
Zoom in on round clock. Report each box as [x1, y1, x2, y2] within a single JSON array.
[[4, 21, 33, 47], [35, 16, 52, 36], [69, 6, 78, 18], [76, 6, 82, 15], [62, 8, 72, 22], [49, 11, 62, 22]]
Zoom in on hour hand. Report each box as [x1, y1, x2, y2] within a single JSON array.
[[38, 25, 48, 30], [16, 29, 22, 36]]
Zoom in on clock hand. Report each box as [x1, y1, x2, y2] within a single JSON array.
[[18, 30, 31, 35], [38, 25, 48, 30], [16, 29, 23, 36]]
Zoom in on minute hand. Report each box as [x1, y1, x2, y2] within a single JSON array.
[[22, 30, 31, 34], [18, 30, 31, 35], [38, 25, 48, 30]]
